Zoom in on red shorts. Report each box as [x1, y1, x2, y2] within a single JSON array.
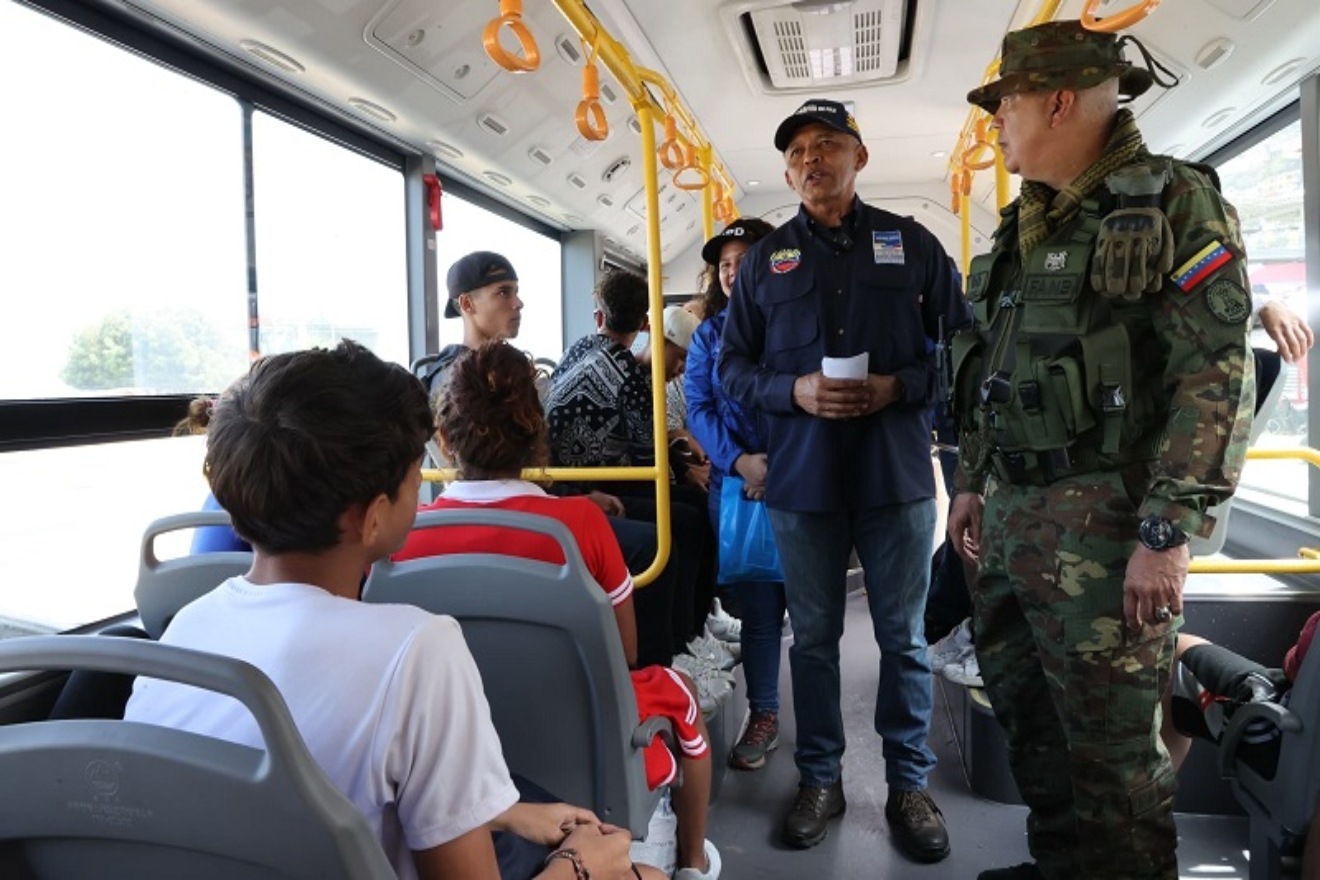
[[631, 666, 709, 789]]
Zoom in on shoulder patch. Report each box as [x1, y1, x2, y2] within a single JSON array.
[[1172, 240, 1233, 293], [1204, 278, 1251, 325], [770, 249, 801, 274]]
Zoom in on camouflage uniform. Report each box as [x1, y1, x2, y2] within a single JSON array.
[[954, 22, 1255, 880]]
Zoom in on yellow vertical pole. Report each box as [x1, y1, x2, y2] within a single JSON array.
[[637, 101, 672, 582], [995, 151, 1010, 211], [699, 143, 715, 241], [960, 193, 972, 280]]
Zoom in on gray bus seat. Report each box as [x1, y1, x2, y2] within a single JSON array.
[[0, 635, 394, 880], [362, 508, 673, 838], [1190, 348, 1288, 558], [135, 511, 252, 639], [1217, 627, 1319, 880]]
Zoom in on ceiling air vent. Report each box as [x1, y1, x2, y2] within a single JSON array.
[[556, 34, 583, 65], [598, 194, 616, 208], [528, 146, 553, 166], [566, 173, 588, 190], [478, 113, 510, 137], [744, 0, 912, 90], [602, 156, 632, 183], [600, 83, 618, 104]]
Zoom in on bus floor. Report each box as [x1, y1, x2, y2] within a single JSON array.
[[704, 587, 1252, 879]]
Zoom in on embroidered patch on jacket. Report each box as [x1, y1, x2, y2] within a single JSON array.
[[1204, 278, 1251, 324], [1044, 251, 1068, 271], [770, 248, 801, 274], [1171, 240, 1233, 292], [873, 230, 905, 265]]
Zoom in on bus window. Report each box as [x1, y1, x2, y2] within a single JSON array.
[[1216, 114, 1311, 507], [251, 111, 408, 366], [0, 0, 249, 399], [436, 193, 564, 363]]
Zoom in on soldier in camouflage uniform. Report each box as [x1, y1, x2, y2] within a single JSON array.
[[946, 20, 1255, 880]]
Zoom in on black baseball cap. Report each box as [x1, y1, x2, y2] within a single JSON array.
[[773, 99, 864, 152], [445, 251, 518, 319], [700, 217, 776, 266]]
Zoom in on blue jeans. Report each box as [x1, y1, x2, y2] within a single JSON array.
[[708, 478, 786, 714], [768, 500, 937, 790]]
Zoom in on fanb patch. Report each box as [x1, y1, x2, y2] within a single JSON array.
[[1204, 278, 1251, 324]]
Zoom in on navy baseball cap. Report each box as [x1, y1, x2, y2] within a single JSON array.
[[773, 99, 863, 152], [700, 217, 776, 266], [445, 251, 518, 319]]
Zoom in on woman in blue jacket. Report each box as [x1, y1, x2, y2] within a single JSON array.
[[684, 217, 786, 771]]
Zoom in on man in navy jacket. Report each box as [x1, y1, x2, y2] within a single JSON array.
[[720, 99, 971, 861]]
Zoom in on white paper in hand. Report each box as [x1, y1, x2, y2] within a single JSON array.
[[821, 353, 868, 381]]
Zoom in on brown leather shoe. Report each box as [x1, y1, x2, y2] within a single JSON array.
[[885, 788, 950, 862], [780, 781, 846, 849]]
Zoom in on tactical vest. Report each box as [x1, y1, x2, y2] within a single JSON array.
[[951, 182, 1166, 488]]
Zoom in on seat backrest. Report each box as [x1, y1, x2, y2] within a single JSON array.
[[0, 635, 394, 880], [1190, 348, 1288, 558], [1220, 624, 1320, 880], [135, 511, 253, 639], [363, 508, 661, 837]]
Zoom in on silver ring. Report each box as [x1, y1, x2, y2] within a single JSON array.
[[1154, 606, 1172, 622]]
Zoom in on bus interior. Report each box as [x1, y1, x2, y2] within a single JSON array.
[[2, 0, 1319, 877]]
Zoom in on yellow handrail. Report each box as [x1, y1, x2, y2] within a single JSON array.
[[1189, 446, 1320, 574], [947, 0, 1065, 276]]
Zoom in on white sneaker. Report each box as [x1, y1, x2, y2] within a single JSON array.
[[674, 839, 722, 880], [687, 631, 740, 670], [928, 618, 974, 675], [671, 653, 735, 712], [705, 598, 742, 643], [942, 649, 984, 688], [629, 789, 677, 875]]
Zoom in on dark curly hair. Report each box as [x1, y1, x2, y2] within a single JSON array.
[[594, 269, 649, 334], [437, 340, 547, 479], [205, 339, 434, 554]]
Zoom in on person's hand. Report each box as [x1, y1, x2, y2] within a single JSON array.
[[542, 823, 633, 879], [947, 492, 984, 565], [683, 458, 711, 493], [586, 490, 626, 517], [792, 371, 870, 419], [860, 374, 902, 415], [1259, 300, 1314, 364], [1123, 544, 1189, 630], [734, 453, 769, 500], [496, 802, 600, 847]]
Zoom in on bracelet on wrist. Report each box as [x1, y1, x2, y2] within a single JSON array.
[[544, 847, 591, 879]]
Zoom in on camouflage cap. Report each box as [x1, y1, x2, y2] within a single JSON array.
[[966, 20, 1154, 114]]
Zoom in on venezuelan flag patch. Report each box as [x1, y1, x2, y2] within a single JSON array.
[[1171, 241, 1233, 293]]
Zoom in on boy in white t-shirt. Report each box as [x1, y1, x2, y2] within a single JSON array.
[[125, 340, 640, 880]]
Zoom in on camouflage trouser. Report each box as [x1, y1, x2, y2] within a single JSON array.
[[973, 470, 1179, 880]]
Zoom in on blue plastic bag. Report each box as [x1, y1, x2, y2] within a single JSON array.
[[717, 476, 783, 584]]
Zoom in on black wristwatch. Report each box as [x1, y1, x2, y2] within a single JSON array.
[[1138, 515, 1188, 551]]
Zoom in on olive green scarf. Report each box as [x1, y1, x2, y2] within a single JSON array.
[[1017, 108, 1145, 256]]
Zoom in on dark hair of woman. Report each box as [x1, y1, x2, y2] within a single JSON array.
[[698, 267, 726, 321], [437, 340, 548, 481]]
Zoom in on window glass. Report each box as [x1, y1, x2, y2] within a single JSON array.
[[436, 194, 564, 363], [251, 112, 408, 365], [0, 437, 210, 636], [1216, 118, 1310, 507], [0, 1, 249, 400]]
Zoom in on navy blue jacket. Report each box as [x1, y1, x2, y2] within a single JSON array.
[[719, 198, 971, 512], [685, 309, 767, 492]]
